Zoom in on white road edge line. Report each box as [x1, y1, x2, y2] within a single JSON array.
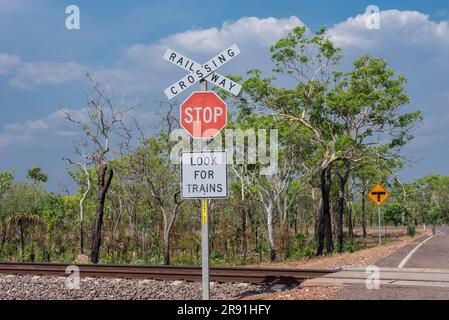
[[398, 236, 434, 268]]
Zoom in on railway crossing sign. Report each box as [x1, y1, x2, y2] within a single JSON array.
[[163, 44, 242, 100], [163, 44, 239, 302], [180, 91, 227, 139], [181, 151, 228, 199], [368, 184, 390, 207]]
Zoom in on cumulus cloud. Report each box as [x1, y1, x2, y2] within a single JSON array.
[[0, 53, 21, 75], [328, 10, 449, 146], [0, 109, 81, 153], [9, 62, 87, 89], [6, 16, 303, 92], [3, 11, 449, 179]]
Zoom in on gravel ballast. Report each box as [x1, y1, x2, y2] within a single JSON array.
[[0, 274, 270, 300]]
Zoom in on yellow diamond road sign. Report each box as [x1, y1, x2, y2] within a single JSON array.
[[368, 184, 390, 207]]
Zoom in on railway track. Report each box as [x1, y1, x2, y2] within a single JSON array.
[[0, 262, 334, 285]]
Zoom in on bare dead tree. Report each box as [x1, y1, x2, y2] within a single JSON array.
[[64, 73, 135, 263]]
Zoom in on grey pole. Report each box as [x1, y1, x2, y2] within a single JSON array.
[[378, 206, 382, 245], [201, 199, 209, 300], [200, 79, 210, 300]]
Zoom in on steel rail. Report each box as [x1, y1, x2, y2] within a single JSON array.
[[0, 262, 334, 285]]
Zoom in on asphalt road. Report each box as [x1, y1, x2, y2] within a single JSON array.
[[333, 227, 449, 300]]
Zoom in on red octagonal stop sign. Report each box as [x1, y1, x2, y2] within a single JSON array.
[[180, 91, 227, 139]]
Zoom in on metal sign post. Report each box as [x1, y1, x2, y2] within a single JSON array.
[[378, 206, 382, 245], [200, 79, 209, 301], [201, 199, 209, 300]]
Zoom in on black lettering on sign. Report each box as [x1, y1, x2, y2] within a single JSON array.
[[187, 75, 195, 84], [169, 52, 177, 62], [218, 54, 226, 64], [179, 81, 186, 90], [229, 82, 236, 91], [176, 57, 184, 66], [170, 87, 177, 95], [204, 64, 212, 73], [219, 79, 226, 88], [210, 73, 219, 83], [196, 69, 204, 78], [227, 48, 235, 57]]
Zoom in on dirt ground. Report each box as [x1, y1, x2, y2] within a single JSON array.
[[245, 227, 431, 300]]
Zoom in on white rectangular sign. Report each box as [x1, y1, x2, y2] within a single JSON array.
[[181, 151, 228, 199], [164, 44, 241, 100]]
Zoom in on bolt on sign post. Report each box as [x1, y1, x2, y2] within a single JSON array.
[[368, 184, 390, 245], [163, 46, 241, 300]]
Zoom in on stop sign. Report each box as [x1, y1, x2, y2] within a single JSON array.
[[180, 91, 227, 139]]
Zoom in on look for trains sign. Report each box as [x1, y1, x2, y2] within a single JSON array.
[[181, 151, 228, 199]]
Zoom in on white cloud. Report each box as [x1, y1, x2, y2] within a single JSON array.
[[0, 109, 81, 153], [9, 62, 87, 89], [328, 10, 449, 139], [6, 16, 304, 93], [0, 53, 21, 75], [329, 10, 449, 66], [4, 11, 449, 179]]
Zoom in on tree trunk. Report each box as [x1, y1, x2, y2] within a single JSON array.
[[266, 201, 276, 262], [311, 187, 320, 242], [0, 223, 6, 254], [361, 188, 367, 238], [20, 220, 25, 261], [241, 207, 248, 264], [317, 167, 333, 255], [337, 161, 350, 252], [80, 219, 84, 254], [163, 233, 170, 265], [337, 179, 345, 252], [91, 162, 114, 264], [347, 195, 354, 238]]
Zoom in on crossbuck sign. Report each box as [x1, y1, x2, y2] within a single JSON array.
[[163, 44, 242, 100]]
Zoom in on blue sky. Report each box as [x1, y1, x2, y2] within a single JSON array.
[[0, 0, 449, 191]]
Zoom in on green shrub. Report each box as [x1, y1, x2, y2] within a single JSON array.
[[407, 223, 416, 237], [343, 239, 359, 253], [292, 233, 315, 258]]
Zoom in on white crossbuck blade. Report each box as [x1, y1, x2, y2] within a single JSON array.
[[163, 44, 242, 100]]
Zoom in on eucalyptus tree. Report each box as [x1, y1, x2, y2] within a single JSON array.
[[0, 170, 14, 254], [124, 103, 183, 265], [240, 26, 421, 255]]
